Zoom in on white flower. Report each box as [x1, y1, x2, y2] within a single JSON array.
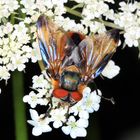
[[14, 22, 28, 35], [23, 89, 49, 108], [23, 91, 38, 108], [31, 41, 42, 63], [52, 0, 68, 6], [32, 74, 50, 89], [0, 66, 10, 81], [5, 0, 19, 12], [0, 0, 19, 22], [54, 5, 66, 16], [22, 45, 32, 58], [69, 100, 86, 116], [82, 87, 91, 98], [3, 22, 13, 34], [114, 12, 137, 29], [74, 0, 85, 3], [27, 109, 52, 136], [124, 26, 140, 47], [24, 17, 32, 24], [104, 0, 114, 4], [61, 18, 77, 31], [102, 60, 120, 79], [37, 88, 48, 98], [119, 2, 137, 12], [20, 0, 36, 15], [11, 54, 27, 71], [79, 110, 89, 119], [50, 108, 67, 128], [104, 9, 115, 20], [62, 116, 88, 139], [84, 90, 101, 113], [89, 21, 106, 33], [82, 1, 109, 20]]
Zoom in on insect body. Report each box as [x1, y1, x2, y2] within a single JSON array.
[[37, 15, 119, 105]]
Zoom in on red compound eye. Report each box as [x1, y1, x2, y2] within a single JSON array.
[[53, 88, 68, 99], [71, 91, 83, 102]]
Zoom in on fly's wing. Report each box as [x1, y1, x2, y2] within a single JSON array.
[[36, 15, 76, 79], [78, 29, 120, 83]]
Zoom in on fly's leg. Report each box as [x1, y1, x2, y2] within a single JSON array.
[[93, 80, 115, 105]]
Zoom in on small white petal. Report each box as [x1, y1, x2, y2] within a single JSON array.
[[27, 120, 37, 126], [86, 108, 94, 113], [79, 110, 89, 119], [53, 121, 62, 128], [90, 92, 101, 103], [76, 127, 87, 137], [82, 87, 91, 98], [29, 109, 39, 121], [77, 119, 89, 128], [102, 60, 120, 79], [62, 126, 71, 135], [30, 103, 37, 108], [32, 127, 42, 136], [23, 95, 30, 102], [70, 128, 77, 139], [68, 116, 76, 122], [93, 104, 100, 111], [41, 125, 52, 132]]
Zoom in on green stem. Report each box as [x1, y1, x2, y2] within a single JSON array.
[[10, 13, 15, 24], [65, 6, 83, 18], [14, 17, 24, 21], [71, 3, 84, 10], [12, 71, 28, 140], [65, 6, 123, 30], [96, 19, 123, 30]]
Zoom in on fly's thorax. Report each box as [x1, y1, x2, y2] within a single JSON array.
[[60, 70, 81, 91]]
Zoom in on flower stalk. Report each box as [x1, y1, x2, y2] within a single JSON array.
[[65, 6, 83, 18], [10, 10, 28, 140], [12, 71, 28, 140]]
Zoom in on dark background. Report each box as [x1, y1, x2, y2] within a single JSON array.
[[0, 45, 140, 140]]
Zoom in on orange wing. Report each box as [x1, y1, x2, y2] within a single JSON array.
[[36, 15, 77, 79], [78, 29, 120, 84]]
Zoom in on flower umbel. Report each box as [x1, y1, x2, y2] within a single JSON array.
[[24, 73, 102, 138], [0, 0, 139, 139]]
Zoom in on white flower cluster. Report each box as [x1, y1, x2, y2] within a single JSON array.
[[0, 0, 48, 82], [0, 22, 29, 80], [20, 0, 67, 22], [74, 0, 115, 34], [0, 0, 77, 83], [0, 0, 139, 83], [23, 74, 53, 108], [0, 20, 40, 81], [51, 0, 140, 48], [0, 0, 19, 22], [23, 72, 102, 138], [114, 1, 140, 47], [74, 0, 140, 47]]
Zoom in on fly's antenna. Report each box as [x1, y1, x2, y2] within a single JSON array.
[[92, 80, 115, 105]]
